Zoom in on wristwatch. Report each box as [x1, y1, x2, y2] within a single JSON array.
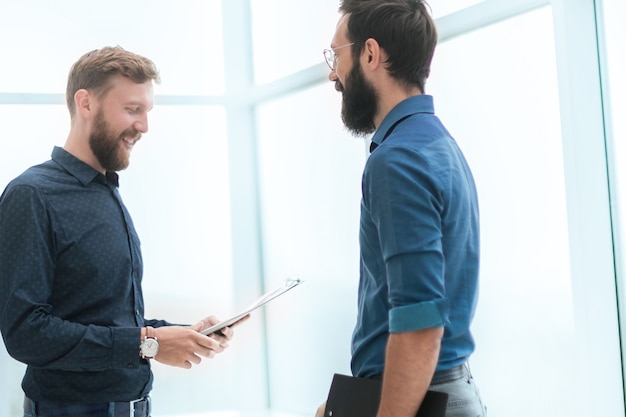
[[140, 326, 159, 359]]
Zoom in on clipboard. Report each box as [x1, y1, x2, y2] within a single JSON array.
[[200, 278, 303, 336], [325, 373, 448, 417]]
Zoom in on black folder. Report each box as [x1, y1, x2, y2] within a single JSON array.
[[324, 373, 448, 417]]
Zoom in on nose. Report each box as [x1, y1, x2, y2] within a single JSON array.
[[328, 69, 338, 82], [135, 114, 149, 134]]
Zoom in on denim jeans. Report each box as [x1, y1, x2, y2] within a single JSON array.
[[430, 363, 487, 417]]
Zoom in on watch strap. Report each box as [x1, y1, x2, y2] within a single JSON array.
[[140, 326, 159, 359], [145, 326, 156, 340]]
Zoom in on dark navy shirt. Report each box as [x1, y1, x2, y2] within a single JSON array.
[[351, 95, 480, 377], [0, 147, 168, 403]]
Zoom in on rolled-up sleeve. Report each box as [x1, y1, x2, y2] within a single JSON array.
[[368, 144, 450, 333]]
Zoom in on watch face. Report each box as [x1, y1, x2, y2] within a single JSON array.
[[141, 338, 159, 358]]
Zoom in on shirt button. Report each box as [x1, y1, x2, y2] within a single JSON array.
[[127, 363, 135, 369]]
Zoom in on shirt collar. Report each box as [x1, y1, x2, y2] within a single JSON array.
[[370, 94, 435, 149], [51, 146, 119, 188]]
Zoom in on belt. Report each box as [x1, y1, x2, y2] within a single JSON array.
[[370, 363, 467, 385], [24, 396, 150, 417], [430, 364, 468, 385]]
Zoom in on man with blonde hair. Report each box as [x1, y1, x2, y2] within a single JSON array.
[[0, 46, 237, 417]]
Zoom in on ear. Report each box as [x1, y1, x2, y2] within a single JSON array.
[[362, 38, 383, 71], [74, 89, 93, 119]]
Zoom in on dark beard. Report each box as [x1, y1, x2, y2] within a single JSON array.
[[340, 60, 377, 137], [89, 110, 134, 172]]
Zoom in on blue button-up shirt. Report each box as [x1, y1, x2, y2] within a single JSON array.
[[0, 147, 168, 403], [351, 95, 480, 377]]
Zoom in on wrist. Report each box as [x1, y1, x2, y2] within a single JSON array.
[[139, 326, 159, 359]]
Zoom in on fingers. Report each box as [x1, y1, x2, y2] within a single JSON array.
[[177, 349, 215, 369], [190, 320, 204, 333], [228, 314, 250, 331], [152, 314, 245, 371], [204, 315, 221, 326], [196, 343, 222, 357], [196, 331, 225, 355], [210, 327, 232, 344], [188, 351, 208, 364], [192, 314, 247, 345], [170, 348, 216, 369], [153, 326, 226, 369], [195, 315, 221, 329], [192, 316, 229, 336], [181, 356, 200, 369], [315, 402, 327, 417]]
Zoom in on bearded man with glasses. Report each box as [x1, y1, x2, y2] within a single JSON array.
[[317, 1, 487, 416]]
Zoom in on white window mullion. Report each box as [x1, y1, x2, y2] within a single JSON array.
[[221, 0, 270, 411], [551, 0, 624, 414], [436, 0, 549, 41]]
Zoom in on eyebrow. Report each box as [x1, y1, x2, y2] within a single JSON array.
[[124, 100, 153, 110]]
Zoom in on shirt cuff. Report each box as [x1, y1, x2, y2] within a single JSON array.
[[389, 299, 448, 332], [111, 327, 143, 368]]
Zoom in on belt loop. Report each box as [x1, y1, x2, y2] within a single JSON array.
[[110, 396, 150, 417], [129, 398, 141, 417]]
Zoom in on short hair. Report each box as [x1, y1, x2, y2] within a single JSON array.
[[339, 0, 437, 92], [66, 46, 160, 118]]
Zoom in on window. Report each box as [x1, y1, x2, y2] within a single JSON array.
[[600, 0, 626, 390], [429, 8, 575, 415], [1, 1, 625, 416]]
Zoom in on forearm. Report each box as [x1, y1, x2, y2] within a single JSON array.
[[377, 327, 443, 417], [4, 316, 141, 371]]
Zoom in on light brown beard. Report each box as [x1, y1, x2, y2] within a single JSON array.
[[89, 110, 139, 172]]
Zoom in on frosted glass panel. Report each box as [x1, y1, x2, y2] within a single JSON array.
[[256, 83, 365, 412], [123, 105, 235, 415], [430, 0, 484, 18], [601, 0, 626, 383], [123, 106, 232, 316], [251, 0, 340, 84], [428, 7, 574, 417], [250, 0, 486, 84], [0, 105, 67, 186], [0, 0, 224, 95]]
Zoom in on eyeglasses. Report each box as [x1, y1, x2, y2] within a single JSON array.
[[323, 42, 355, 70]]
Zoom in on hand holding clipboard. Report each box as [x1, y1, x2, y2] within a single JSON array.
[[200, 278, 303, 336]]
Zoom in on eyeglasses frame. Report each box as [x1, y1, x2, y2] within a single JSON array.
[[323, 42, 355, 70]]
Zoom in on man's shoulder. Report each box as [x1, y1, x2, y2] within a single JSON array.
[[4, 159, 65, 194]]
